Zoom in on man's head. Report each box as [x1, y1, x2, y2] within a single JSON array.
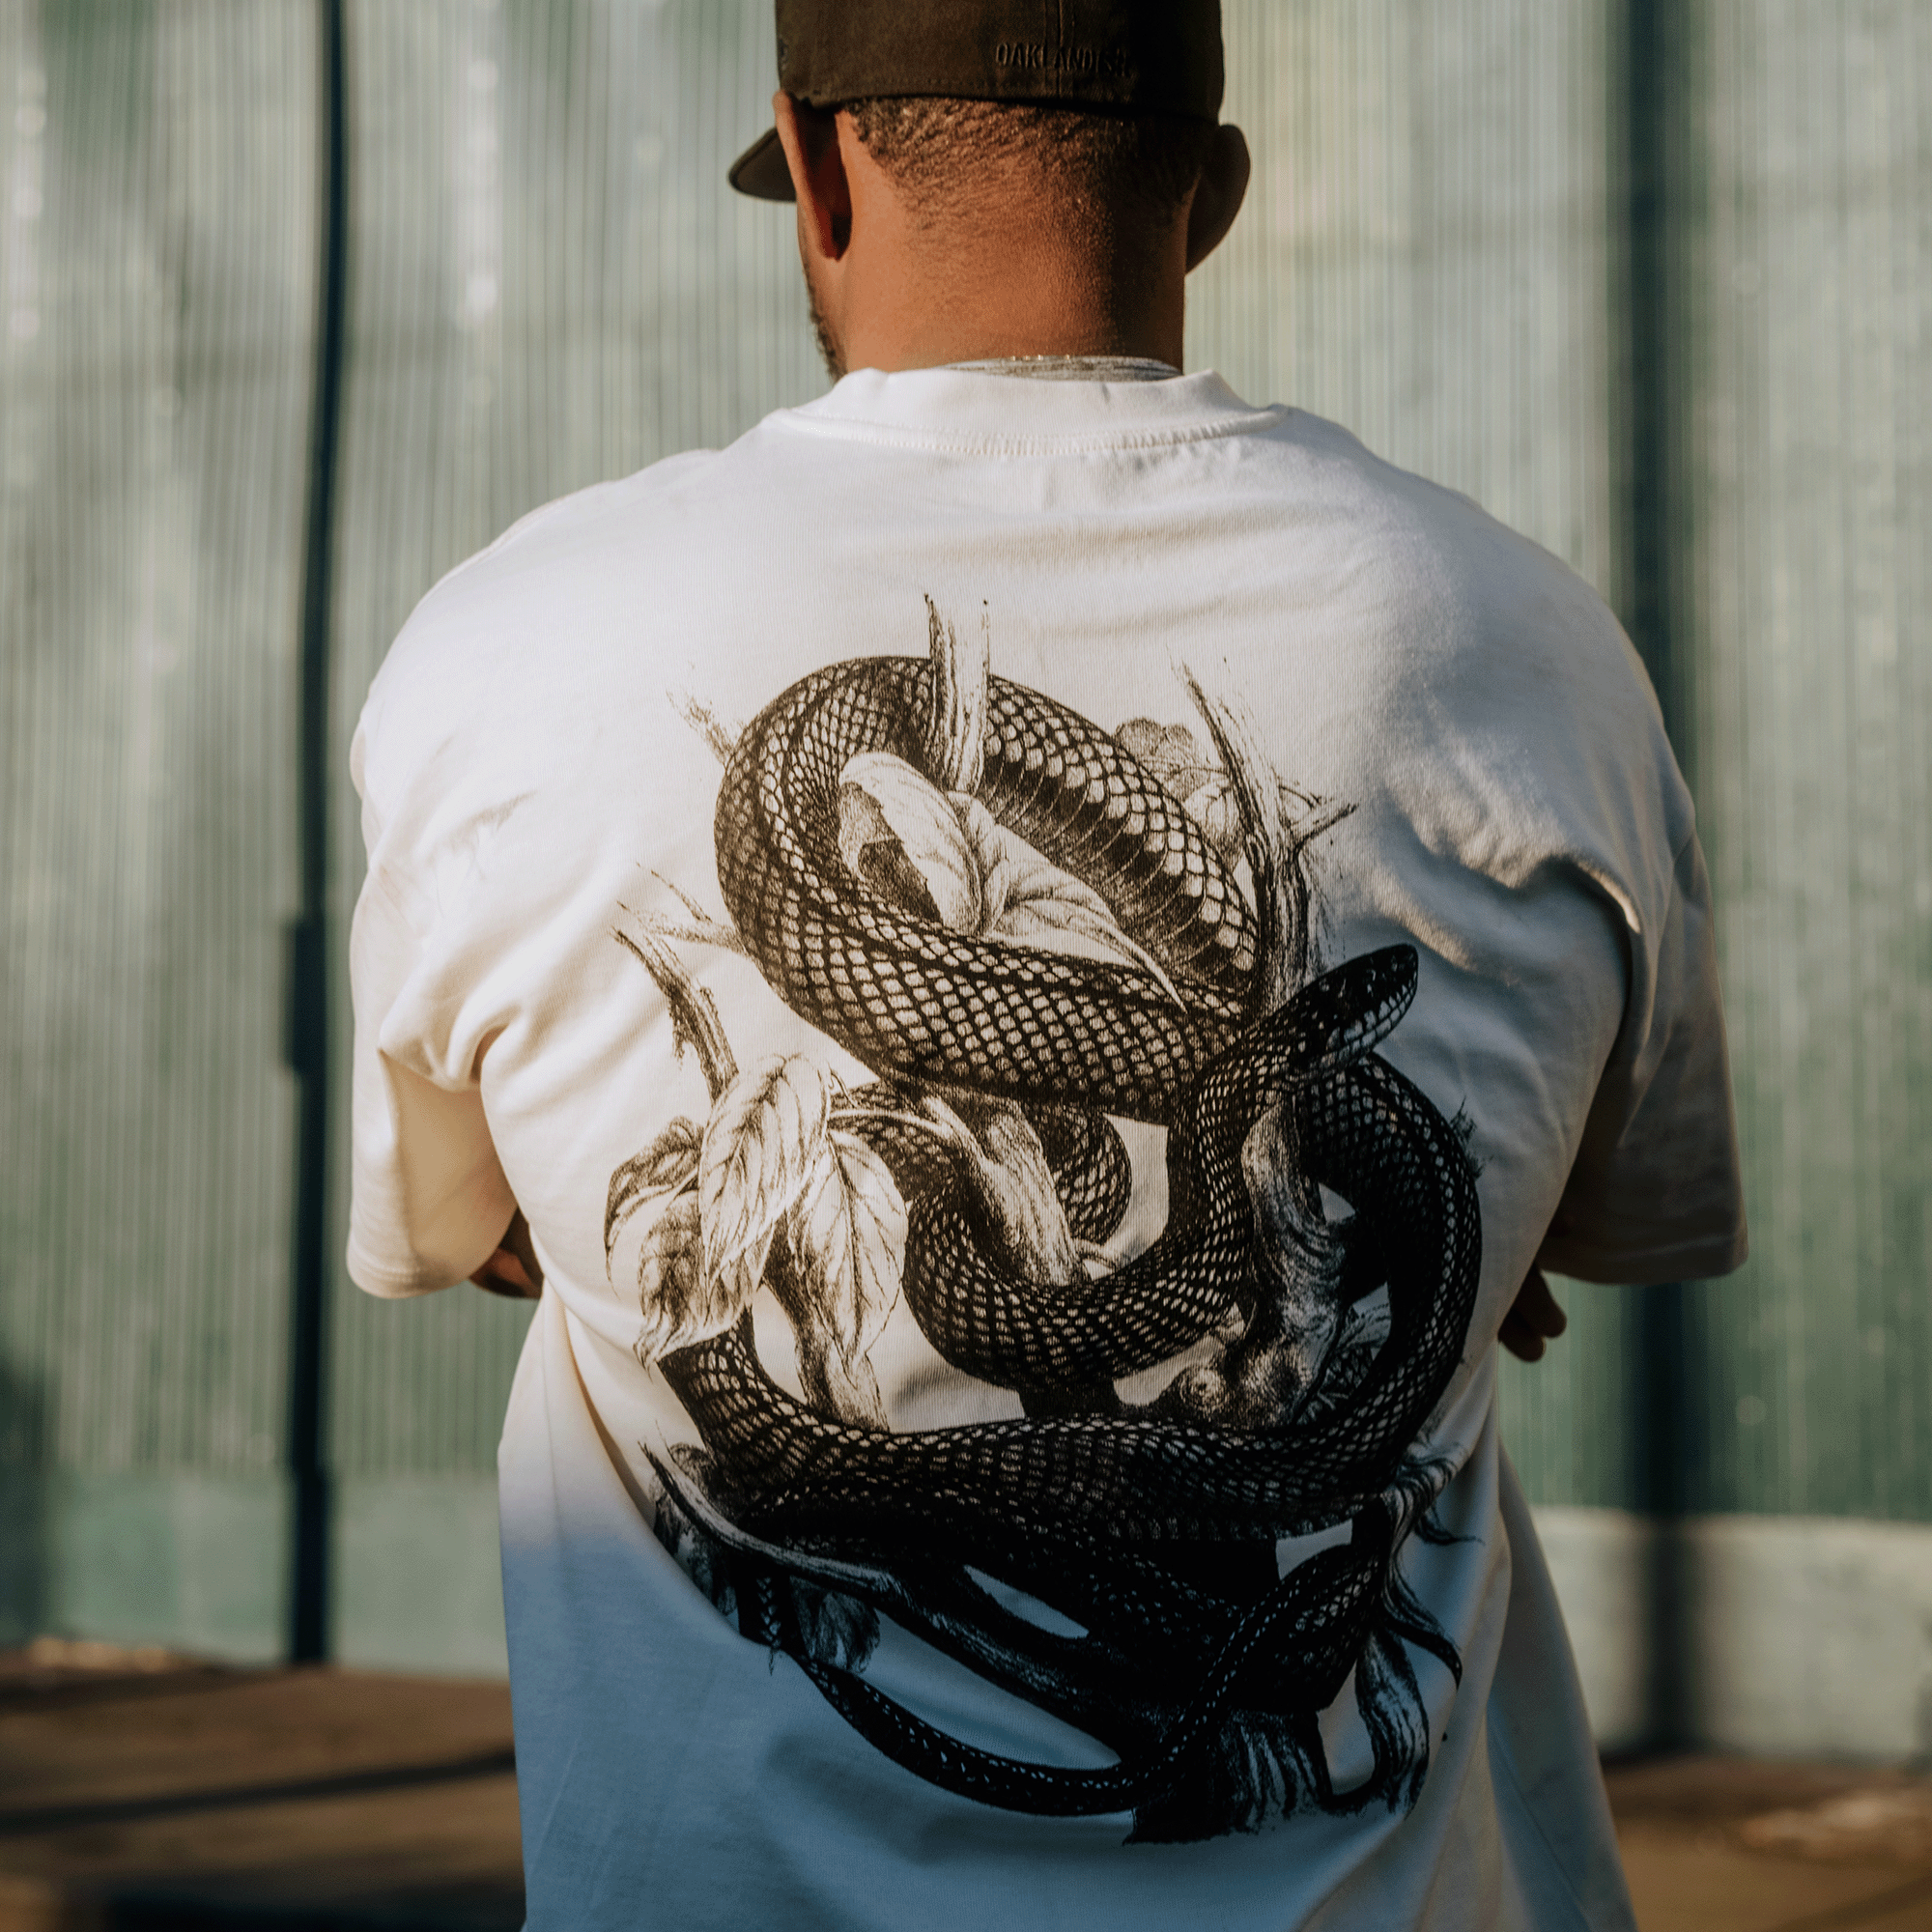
[[730, 2, 1250, 378]]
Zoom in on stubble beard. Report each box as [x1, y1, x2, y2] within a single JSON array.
[[806, 276, 844, 382]]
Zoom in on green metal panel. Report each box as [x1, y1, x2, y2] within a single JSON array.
[[1192, 0, 1643, 1508], [1493, 1288, 1645, 1509], [4, 0, 1925, 1681], [1194, 0, 1631, 606], [16, 1469, 288, 1661], [329, 1473, 504, 1674], [1199, 0, 1932, 1522], [323, 0, 824, 1479], [0, 0, 315, 1489], [1665, 2, 1932, 1520]]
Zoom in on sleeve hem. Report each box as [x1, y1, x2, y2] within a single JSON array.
[[346, 1237, 469, 1300], [1535, 1226, 1748, 1287]]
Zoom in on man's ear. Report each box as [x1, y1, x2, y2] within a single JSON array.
[[1185, 124, 1251, 272], [774, 92, 852, 260]]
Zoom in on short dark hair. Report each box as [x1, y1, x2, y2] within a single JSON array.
[[844, 98, 1215, 223]]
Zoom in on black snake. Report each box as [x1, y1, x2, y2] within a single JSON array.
[[653, 655, 1482, 1838]]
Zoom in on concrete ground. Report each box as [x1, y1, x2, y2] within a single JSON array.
[[3, 1641, 1930, 1930], [1607, 1756, 1932, 1932], [0, 1644, 520, 1931]]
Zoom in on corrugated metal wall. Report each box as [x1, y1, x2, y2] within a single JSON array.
[[324, 0, 821, 1483], [1, 0, 1927, 1667], [1, 1, 318, 1654], [1200, 0, 1630, 605], [1663, 1, 1932, 1521], [0, 0, 315, 1470], [1192, 0, 1649, 1515]]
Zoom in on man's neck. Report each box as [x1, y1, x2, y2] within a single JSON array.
[[820, 184, 1191, 374], [831, 289, 1187, 374], [780, 97, 1249, 380]]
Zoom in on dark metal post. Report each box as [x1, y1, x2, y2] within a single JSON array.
[[1623, 0, 1693, 1749], [288, 0, 349, 1665]]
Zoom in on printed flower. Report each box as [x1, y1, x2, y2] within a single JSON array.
[[1115, 718, 1243, 858]]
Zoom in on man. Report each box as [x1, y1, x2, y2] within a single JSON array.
[[349, 4, 1746, 1925]]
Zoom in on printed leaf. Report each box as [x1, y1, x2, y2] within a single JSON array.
[[635, 1191, 751, 1363], [697, 1054, 831, 1306], [788, 1129, 908, 1362], [837, 753, 981, 930], [958, 799, 1177, 989], [605, 1117, 702, 1260], [835, 783, 947, 923]]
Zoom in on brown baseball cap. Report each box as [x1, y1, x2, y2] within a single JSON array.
[[728, 0, 1226, 201]]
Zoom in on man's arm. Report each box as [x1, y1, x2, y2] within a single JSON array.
[[470, 1207, 545, 1300], [1499, 1266, 1568, 1363]]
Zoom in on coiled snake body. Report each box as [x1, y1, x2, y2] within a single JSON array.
[[654, 656, 1482, 1839]]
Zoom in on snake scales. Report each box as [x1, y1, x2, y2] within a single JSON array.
[[652, 655, 1482, 1839]]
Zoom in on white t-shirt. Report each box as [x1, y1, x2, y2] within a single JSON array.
[[349, 368, 1745, 1931]]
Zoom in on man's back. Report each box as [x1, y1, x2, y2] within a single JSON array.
[[349, 364, 1741, 1927]]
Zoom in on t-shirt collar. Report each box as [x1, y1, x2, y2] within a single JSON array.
[[784, 363, 1282, 448]]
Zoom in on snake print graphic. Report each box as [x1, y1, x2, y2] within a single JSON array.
[[632, 650, 1482, 1843]]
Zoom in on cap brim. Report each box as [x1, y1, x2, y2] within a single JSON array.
[[727, 128, 795, 202]]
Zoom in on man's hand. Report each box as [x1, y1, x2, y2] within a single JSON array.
[[1500, 1265, 1568, 1362], [470, 1208, 544, 1300]]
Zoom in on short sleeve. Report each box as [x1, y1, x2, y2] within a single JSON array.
[[1536, 830, 1748, 1285], [344, 749, 517, 1299]]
